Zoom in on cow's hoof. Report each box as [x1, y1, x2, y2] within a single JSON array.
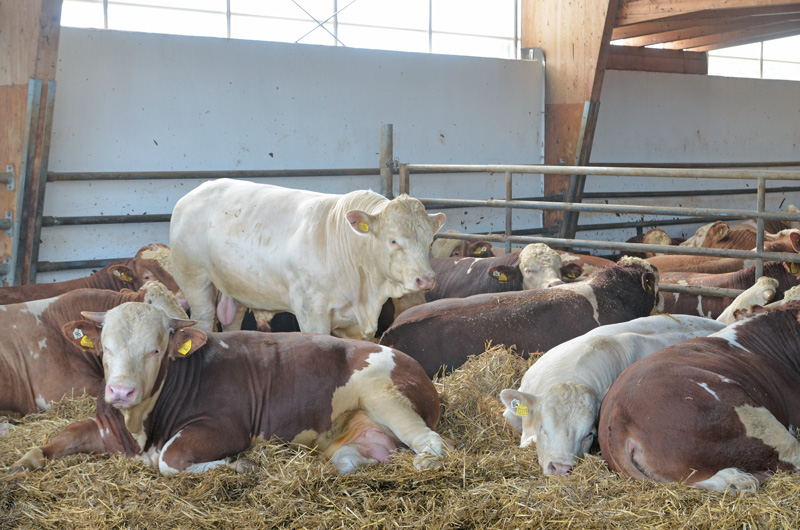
[[11, 447, 45, 472], [233, 458, 259, 474], [413, 448, 446, 471]]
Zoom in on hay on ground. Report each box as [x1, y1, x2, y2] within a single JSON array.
[[2, 344, 800, 529]]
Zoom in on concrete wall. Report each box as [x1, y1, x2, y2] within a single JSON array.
[[38, 29, 800, 281], [585, 69, 800, 245], [40, 28, 545, 281]]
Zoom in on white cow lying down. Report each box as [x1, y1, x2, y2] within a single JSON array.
[[499, 314, 726, 476], [170, 179, 445, 338]]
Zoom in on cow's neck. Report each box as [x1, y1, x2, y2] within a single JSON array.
[[122, 392, 162, 448], [733, 309, 800, 376]]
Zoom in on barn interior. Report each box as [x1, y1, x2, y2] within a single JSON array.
[[2, 0, 800, 528]]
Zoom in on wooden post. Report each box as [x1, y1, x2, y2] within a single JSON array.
[[0, 0, 63, 285], [521, 0, 619, 237]]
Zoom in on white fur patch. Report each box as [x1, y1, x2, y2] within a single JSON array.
[[696, 382, 719, 401], [219, 340, 230, 349], [22, 298, 55, 325], [35, 395, 50, 411]]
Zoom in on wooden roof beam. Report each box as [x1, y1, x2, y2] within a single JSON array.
[[613, 3, 800, 39], [616, 0, 800, 26], [662, 20, 800, 49], [687, 28, 800, 51], [618, 13, 800, 47], [607, 46, 708, 74]]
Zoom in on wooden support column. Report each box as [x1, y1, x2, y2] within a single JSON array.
[[0, 0, 63, 285], [522, 0, 619, 237]]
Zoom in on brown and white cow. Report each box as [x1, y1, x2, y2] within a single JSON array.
[[11, 301, 451, 475], [659, 261, 800, 319], [499, 314, 726, 476], [700, 222, 800, 251], [379, 257, 663, 378], [430, 230, 495, 258], [0, 244, 182, 306], [390, 243, 582, 318], [170, 180, 445, 339], [622, 228, 676, 259], [0, 282, 184, 414], [599, 301, 800, 492]]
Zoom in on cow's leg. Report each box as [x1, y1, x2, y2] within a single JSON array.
[[11, 418, 105, 471], [156, 425, 252, 475], [325, 411, 399, 473], [177, 275, 217, 333], [361, 394, 451, 471], [292, 296, 333, 335]]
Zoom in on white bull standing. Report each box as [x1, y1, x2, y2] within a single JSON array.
[[170, 179, 445, 338]]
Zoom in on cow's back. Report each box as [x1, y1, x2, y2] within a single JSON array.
[[380, 289, 599, 378]]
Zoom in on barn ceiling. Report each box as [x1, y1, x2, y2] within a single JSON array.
[[612, 0, 800, 52]]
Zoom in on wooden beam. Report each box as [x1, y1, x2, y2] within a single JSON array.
[[617, 13, 800, 47], [613, 4, 800, 40], [607, 46, 708, 74], [663, 20, 800, 49], [616, 0, 800, 27], [688, 28, 800, 51], [522, 0, 619, 233], [0, 0, 62, 285]]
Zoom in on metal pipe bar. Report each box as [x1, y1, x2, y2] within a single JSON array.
[[36, 258, 120, 272], [588, 161, 800, 169], [756, 177, 767, 277], [431, 232, 800, 263], [47, 168, 381, 181], [658, 283, 745, 299], [41, 214, 171, 227], [572, 217, 745, 233], [505, 171, 513, 254], [417, 197, 800, 222], [402, 163, 800, 181], [573, 185, 800, 200], [29, 80, 57, 284], [380, 124, 393, 199]]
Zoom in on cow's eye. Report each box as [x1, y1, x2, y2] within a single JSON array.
[[390, 239, 400, 248], [585, 431, 596, 442]]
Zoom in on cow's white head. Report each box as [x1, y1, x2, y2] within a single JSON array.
[[64, 299, 206, 435], [518, 243, 566, 290], [500, 382, 600, 476], [346, 195, 445, 295]]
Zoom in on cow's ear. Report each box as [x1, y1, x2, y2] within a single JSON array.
[[345, 210, 376, 236], [168, 326, 207, 359], [499, 389, 535, 417], [709, 221, 729, 242], [783, 261, 800, 275], [641, 271, 656, 293], [429, 213, 446, 233], [468, 241, 493, 257], [560, 262, 584, 281], [62, 320, 103, 356], [488, 264, 521, 284], [788, 231, 800, 253], [108, 264, 135, 285]]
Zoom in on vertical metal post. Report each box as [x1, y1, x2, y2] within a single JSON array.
[[755, 176, 766, 278], [10, 79, 43, 286], [505, 171, 513, 254], [380, 124, 394, 199], [399, 164, 409, 196], [28, 80, 57, 284]]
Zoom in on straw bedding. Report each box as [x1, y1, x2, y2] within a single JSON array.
[[2, 344, 800, 529]]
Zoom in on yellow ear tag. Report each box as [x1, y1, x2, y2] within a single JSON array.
[[792, 263, 798, 274], [177, 340, 192, 355], [515, 404, 529, 417], [567, 272, 576, 279], [498, 273, 508, 283], [358, 221, 369, 233], [115, 270, 134, 283], [80, 335, 94, 349], [474, 246, 487, 256]]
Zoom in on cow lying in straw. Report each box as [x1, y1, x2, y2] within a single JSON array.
[[11, 295, 450, 475]]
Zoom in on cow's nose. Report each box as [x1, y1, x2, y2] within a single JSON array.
[[415, 275, 436, 290], [548, 462, 573, 476], [106, 384, 138, 405]]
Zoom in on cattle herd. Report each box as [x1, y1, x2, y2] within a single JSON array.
[[3, 179, 800, 495]]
